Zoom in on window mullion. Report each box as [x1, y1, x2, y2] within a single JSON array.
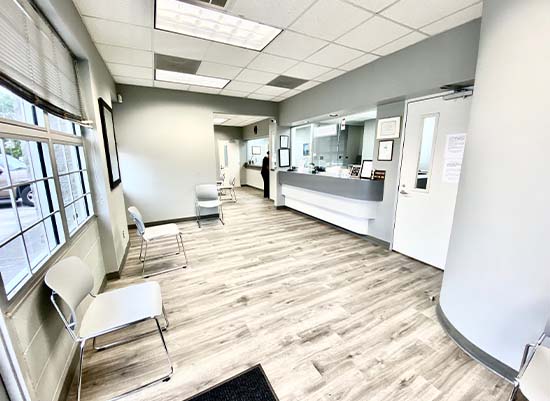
[[47, 136, 70, 240]]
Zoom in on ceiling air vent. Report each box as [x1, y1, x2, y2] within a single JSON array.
[[154, 54, 201, 75], [267, 75, 308, 90], [195, 0, 228, 8]]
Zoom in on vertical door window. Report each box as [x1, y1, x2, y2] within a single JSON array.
[[415, 114, 439, 190]]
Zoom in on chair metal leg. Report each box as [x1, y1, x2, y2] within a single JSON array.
[[196, 205, 201, 228], [77, 340, 85, 401], [219, 203, 225, 225], [141, 241, 148, 277], [508, 383, 519, 401], [139, 238, 145, 262], [179, 233, 188, 266]]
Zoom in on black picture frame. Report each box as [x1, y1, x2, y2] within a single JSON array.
[[360, 159, 373, 179], [377, 140, 394, 162], [98, 98, 122, 189], [280, 135, 289, 148], [279, 148, 290, 168]]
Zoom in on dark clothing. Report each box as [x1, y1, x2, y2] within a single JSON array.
[[261, 156, 270, 198]]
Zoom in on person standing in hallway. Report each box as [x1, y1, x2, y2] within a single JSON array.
[[261, 151, 270, 198]]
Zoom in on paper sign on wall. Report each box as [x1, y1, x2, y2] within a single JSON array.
[[443, 133, 467, 184]]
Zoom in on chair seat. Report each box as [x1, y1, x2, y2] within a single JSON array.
[[143, 223, 180, 241], [79, 282, 162, 339], [520, 346, 550, 401], [197, 200, 220, 208]]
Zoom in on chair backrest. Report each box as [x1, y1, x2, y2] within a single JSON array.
[[230, 177, 236, 186], [44, 256, 94, 333], [195, 184, 218, 201], [128, 206, 146, 235]]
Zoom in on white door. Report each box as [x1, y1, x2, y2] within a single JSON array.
[[393, 94, 472, 269], [217, 140, 241, 186]]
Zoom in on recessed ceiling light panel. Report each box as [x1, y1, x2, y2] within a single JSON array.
[[156, 69, 229, 88], [155, 0, 282, 51]]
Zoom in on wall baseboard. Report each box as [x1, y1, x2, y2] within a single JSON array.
[[436, 303, 517, 382], [127, 214, 219, 230]]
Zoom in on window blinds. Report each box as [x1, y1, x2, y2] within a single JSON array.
[[0, 0, 82, 120]]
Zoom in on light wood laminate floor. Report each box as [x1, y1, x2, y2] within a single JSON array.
[[73, 187, 511, 401]]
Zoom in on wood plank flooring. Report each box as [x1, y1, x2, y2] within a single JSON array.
[[72, 187, 511, 401]]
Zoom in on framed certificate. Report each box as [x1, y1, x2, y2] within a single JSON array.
[[360, 160, 373, 179], [279, 148, 290, 167], [280, 135, 289, 148], [376, 116, 401, 139], [377, 140, 394, 161]]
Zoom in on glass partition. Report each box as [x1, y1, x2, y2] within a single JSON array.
[[246, 138, 268, 166]]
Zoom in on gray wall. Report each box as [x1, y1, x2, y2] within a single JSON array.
[[440, 0, 550, 370], [279, 19, 481, 126], [214, 125, 242, 178], [369, 101, 405, 244], [113, 85, 278, 223], [243, 119, 271, 140]]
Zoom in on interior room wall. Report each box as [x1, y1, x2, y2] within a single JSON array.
[[279, 19, 481, 126], [214, 125, 242, 179], [369, 101, 405, 245], [113, 85, 278, 223], [243, 119, 270, 140], [440, 0, 550, 371]]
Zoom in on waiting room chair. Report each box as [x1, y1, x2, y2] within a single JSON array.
[[45, 256, 173, 401], [509, 318, 550, 401], [195, 184, 224, 228], [128, 206, 188, 278], [218, 177, 237, 202]]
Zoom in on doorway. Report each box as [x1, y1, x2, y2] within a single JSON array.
[[393, 93, 472, 269], [217, 139, 241, 187]]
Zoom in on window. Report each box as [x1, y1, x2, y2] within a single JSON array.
[[246, 138, 268, 166], [290, 125, 312, 168], [415, 114, 439, 190], [0, 138, 64, 295], [0, 86, 94, 300]]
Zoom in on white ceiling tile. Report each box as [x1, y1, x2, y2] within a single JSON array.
[[248, 93, 277, 101], [263, 31, 328, 60], [339, 53, 379, 71], [113, 76, 153, 87], [153, 81, 190, 91], [336, 16, 411, 52], [316, 69, 347, 82], [373, 31, 429, 56], [153, 30, 211, 60], [204, 42, 259, 67], [220, 89, 250, 98], [228, 0, 317, 28], [255, 86, 289, 96], [284, 62, 332, 80], [277, 89, 300, 99], [196, 62, 242, 80], [345, 0, 398, 13], [225, 81, 263, 93], [107, 63, 153, 80], [235, 69, 278, 84], [74, 0, 153, 27], [382, 0, 480, 29], [83, 17, 152, 50], [96, 44, 153, 68], [188, 86, 221, 95], [306, 44, 364, 68], [247, 54, 298, 74], [295, 80, 321, 91], [290, 0, 373, 41], [421, 3, 483, 36]]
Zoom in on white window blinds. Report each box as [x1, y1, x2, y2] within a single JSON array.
[[0, 0, 82, 119]]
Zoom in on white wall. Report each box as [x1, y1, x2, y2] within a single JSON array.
[[113, 85, 278, 223], [440, 0, 550, 370]]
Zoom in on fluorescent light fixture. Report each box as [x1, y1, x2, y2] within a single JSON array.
[[156, 0, 282, 51], [213, 117, 228, 124], [156, 69, 229, 88], [314, 125, 337, 138]]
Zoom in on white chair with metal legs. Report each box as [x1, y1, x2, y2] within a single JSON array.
[[195, 184, 224, 228], [218, 177, 237, 202], [44, 256, 173, 401], [128, 206, 188, 278], [509, 317, 550, 401]]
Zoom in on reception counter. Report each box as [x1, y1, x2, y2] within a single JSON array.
[[278, 170, 384, 235]]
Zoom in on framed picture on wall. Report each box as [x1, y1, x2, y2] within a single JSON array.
[[377, 140, 394, 161], [303, 143, 310, 156], [376, 116, 401, 139], [279, 148, 290, 168], [280, 135, 289, 148], [252, 146, 261, 155], [98, 98, 122, 189]]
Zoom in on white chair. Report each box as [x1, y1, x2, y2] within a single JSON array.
[[218, 177, 237, 202], [128, 206, 188, 278], [195, 184, 224, 228], [509, 318, 550, 401], [44, 256, 173, 401]]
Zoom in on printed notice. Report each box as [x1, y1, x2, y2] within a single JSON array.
[[444, 133, 467, 159], [443, 133, 467, 184]]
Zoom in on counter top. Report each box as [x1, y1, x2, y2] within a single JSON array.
[[244, 165, 261, 170], [278, 170, 384, 202]]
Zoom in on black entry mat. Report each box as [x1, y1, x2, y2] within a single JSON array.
[[183, 365, 279, 401]]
